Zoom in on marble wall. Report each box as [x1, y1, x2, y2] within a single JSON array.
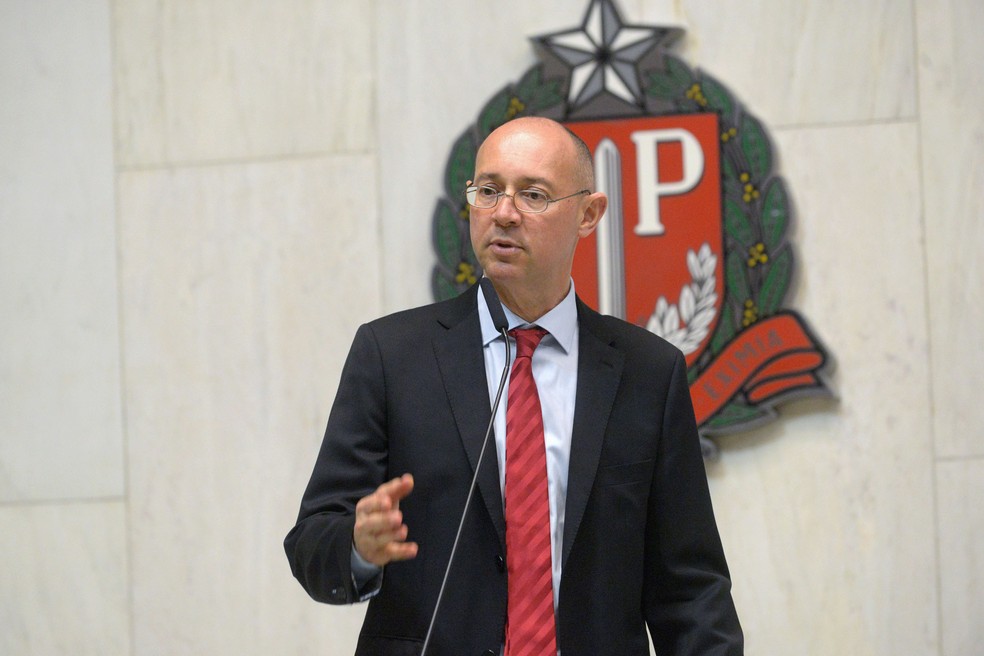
[[1, 0, 980, 654]]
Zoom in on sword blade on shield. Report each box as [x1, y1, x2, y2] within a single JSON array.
[[594, 138, 626, 320]]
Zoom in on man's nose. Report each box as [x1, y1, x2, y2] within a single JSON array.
[[491, 193, 522, 225]]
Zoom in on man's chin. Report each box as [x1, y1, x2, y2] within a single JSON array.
[[479, 263, 523, 286]]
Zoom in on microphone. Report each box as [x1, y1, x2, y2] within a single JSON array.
[[480, 277, 510, 333], [421, 278, 511, 655]]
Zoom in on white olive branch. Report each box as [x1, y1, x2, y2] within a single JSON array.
[[645, 243, 718, 355]]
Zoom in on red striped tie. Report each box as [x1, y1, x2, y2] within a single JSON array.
[[504, 327, 556, 656]]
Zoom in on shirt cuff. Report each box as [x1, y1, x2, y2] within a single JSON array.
[[350, 544, 383, 601]]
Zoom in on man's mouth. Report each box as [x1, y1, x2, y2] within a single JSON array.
[[489, 238, 521, 254]]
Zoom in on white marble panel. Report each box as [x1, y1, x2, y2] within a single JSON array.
[[118, 154, 380, 654], [375, 0, 600, 314], [707, 123, 937, 655], [936, 459, 984, 656], [916, 0, 984, 115], [114, 0, 374, 167], [640, 0, 917, 127], [0, 0, 124, 501], [916, 0, 984, 458], [0, 502, 130, 655]]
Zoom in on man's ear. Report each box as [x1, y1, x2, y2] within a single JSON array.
[[578, 192, 608, 238]]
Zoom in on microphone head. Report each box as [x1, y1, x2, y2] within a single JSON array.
[[479, 278, 509, 333]]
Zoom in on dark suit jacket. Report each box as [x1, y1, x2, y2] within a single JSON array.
[[285, 284, 742, 655]]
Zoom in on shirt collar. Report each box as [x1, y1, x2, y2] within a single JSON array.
[[477, 280, 578, 354]]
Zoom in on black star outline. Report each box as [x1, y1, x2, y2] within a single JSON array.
[[531, 0, 680, 113]]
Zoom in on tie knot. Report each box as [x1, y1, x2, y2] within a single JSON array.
[[509, 327, 548, 359]]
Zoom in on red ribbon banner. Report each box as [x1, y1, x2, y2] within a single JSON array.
[[690, 311, 826, 426]]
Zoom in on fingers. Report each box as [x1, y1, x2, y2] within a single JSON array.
[[356, 473, 414, 514], [353, 474, 418, 567], [377, 473, 415, 508]]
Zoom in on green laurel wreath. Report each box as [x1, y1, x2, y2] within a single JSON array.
[[431, 54, 794, 432]]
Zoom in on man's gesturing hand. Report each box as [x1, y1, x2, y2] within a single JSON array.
[[353, 474, 418, 567]]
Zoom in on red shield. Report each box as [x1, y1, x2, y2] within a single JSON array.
[[567, 114, 724, 366]]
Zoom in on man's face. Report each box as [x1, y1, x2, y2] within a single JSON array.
[[469, 120, 600, 307]]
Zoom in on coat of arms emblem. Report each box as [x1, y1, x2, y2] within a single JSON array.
[[430, 0, 833, 454]]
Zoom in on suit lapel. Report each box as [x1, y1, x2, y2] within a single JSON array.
[[429, 290, 624, 559], [562, 301, 624, 568], [432, 286, 506, 549]]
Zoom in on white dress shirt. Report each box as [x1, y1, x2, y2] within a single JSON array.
[[477, 281, 579, 611]]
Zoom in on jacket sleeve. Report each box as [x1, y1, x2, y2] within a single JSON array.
[[284, 323, 389, 604], [644, 350, 744, 654]]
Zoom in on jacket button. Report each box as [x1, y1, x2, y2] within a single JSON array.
[[495, 555, 505, 573], [483, 650, 497, 656]]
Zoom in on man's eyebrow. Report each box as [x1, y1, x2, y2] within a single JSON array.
[[474, 173, 554, 189]]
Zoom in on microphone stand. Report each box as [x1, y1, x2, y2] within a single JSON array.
[[420, 280, 510, 655]]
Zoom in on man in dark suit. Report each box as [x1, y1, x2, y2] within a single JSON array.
[[285, 116, 743, 655]]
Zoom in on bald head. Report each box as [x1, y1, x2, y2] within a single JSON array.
[[479, 117, 596, 191]]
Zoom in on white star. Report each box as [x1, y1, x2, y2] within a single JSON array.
[[533, 0, 676, 110]]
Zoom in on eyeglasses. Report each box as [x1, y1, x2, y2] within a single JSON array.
[[464, 184, 589, 214]]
